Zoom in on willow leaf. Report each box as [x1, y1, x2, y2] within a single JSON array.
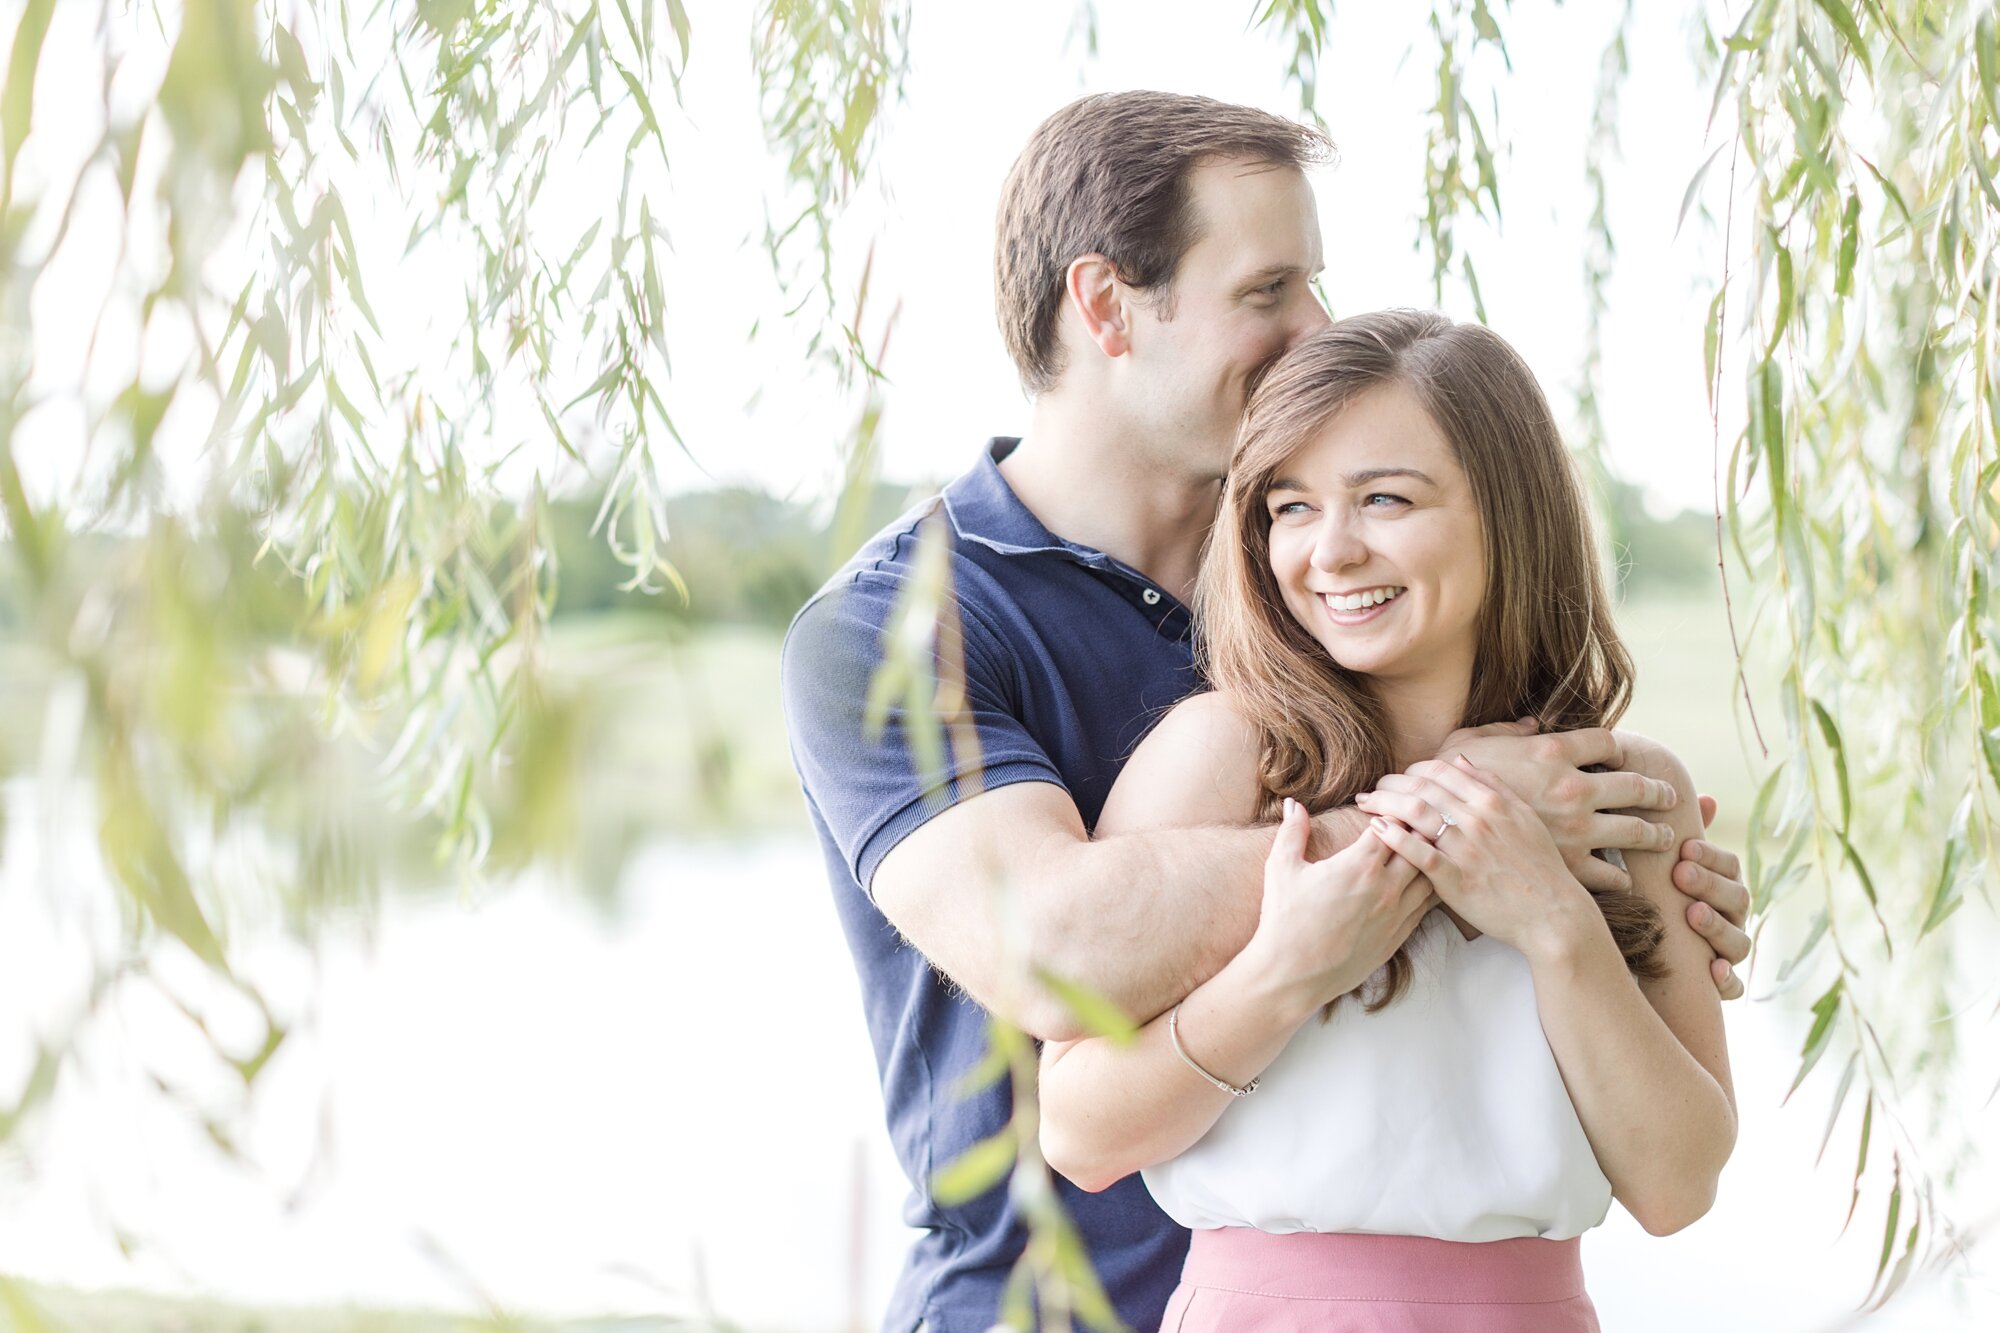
[[1919, 839, 1963, 937], [930, 1130, 1015, 1206], [1054, 1207, 1129, 1331], [1033, 969, 1137, 1045], [1835, 190, 1860, 296], [1768, 240, 1794, 356], [1811, 0, 1870, 76], [1784, 896, 1832, 980], [0, 0, 55, 203], [1843, 1092, 1873, 1234], [1978, 14, 2000, 126], [1816, 1052, 1858, 1166], [665, 0, 692, 73], [1870, 1160, 1902, 1294], [1786, 976, 1843, 1101], [1809, 698, 1851, 831], [1676, 143, 1728, 241]]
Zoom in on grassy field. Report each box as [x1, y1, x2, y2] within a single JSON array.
[[1612, 592, 1765, 853], [0, 1280, 708, 1333], [560, 589, 1767, 852]]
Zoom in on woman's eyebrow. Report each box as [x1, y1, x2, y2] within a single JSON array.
[[1341, 466, 1436, 487]]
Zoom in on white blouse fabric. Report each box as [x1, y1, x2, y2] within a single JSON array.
[[1142, 908, 1614, 1242]]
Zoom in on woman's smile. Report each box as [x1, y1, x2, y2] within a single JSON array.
[[1318, 585, 1407, 626]]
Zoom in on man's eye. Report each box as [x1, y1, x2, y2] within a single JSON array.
[[1257, 280, 1285, 296]]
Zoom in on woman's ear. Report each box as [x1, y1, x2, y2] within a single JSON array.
[[1064, 254, 1131, 360]]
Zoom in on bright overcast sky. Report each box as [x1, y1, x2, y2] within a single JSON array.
[[11, 0, 1742, 518], [648, 0, 1741, 516]]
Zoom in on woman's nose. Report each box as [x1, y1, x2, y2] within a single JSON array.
[[1309, 514, 1366, 571]]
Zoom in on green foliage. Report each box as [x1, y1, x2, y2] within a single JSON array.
[[0, 3, 906, 1300], [1, 0, 1994, 1324], [1682, 0, 2000, 1293]]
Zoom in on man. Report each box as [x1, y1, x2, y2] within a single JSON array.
[[782, 92, 1751, 1333]]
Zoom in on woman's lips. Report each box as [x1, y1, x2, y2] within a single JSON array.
[[1319, 591, 1402, 626]]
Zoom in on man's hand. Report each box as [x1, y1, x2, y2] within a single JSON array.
[[1373, 721, 1757, 1003], [1373, 719, 1677, 893], [1679, 794, 1751, 1001]]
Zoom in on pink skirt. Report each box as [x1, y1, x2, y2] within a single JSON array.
[[1158, 1229, 1600, 1332]]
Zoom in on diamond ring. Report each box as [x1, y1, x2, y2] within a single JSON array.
[[1434, 811, 1459, 840]]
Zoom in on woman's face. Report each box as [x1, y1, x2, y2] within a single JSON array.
[[1264, 382, 1486, 688]]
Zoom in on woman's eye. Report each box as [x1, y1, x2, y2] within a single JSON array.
[[1364, 493, 1409, 509], [1270, 500, 1311, 518]]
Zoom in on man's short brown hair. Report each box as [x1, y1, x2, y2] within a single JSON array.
[[994, 91, 1333, 394]]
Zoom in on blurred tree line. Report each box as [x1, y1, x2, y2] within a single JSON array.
[[0, 473, 1709, 638]]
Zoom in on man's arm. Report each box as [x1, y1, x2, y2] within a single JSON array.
[[871, 694, 1368, 1040], [873, 701, 1706, 1040]]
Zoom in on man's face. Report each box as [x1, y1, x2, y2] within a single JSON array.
[[1124, 158, 1329, 477]]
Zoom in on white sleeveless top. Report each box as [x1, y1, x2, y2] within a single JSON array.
[[1142, 909, 1614, 1242]]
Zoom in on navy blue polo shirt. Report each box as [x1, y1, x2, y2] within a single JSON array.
[[781, 438, 1200, 1333]]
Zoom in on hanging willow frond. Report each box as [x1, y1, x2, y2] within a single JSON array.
[[1691, 0, 2000, 1299]]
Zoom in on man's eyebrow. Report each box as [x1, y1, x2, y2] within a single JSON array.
[[1241, 262, 1315, 286]]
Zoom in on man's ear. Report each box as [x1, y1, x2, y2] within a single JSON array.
[[1064, 254, 1131, 360]]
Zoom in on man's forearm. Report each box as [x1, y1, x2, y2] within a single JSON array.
[[1018, 807, 1369, 1036]]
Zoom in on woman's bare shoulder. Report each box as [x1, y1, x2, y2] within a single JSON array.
[[1096, 690, 1267, 836]]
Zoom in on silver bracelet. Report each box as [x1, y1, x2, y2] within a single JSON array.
[[1168, 1002, 1259, 1097]]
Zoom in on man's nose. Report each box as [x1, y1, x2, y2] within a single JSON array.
[[1287, 292, 1332, 347]]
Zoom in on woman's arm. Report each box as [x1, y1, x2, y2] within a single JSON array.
[[1366, 741, 1734, 1235], [1537, 734, 1735, 1232], [1039, 694, 1433, 1192]]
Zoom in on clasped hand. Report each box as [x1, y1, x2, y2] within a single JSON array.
[[1248, 797, 1438, 1014], [1356, 754, 1596, 960], [1377, 719, 1752, 997]]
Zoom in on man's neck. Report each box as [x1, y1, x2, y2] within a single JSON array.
[[998, 396, 1223, 605]]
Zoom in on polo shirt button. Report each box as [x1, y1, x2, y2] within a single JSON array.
[[1142, 588, 1161, 605]]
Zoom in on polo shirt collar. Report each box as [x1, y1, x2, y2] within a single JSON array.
[[942, 437, 1117, 568]]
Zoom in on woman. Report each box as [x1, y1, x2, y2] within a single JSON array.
[[1037, 311, 1735, 1331]]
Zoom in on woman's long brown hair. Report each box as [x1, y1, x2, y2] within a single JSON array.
[[1196, 310, 1665, 1012]]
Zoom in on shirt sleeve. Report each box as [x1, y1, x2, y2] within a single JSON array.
[[781, 564, 1067, 897]]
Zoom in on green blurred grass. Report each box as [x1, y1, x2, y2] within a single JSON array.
[[561, 589, 1766, 850], [1614, 591, 1766, 855], [0, 1278, 714, 1332]]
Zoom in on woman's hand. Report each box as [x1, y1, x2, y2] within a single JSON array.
[[1357, 756, 1598, 962], [1244, 797, 1438, 1015]]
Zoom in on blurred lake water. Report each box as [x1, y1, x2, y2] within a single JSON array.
[[2, 597, 1997, 1328], [2, 823, 1997, 1331]]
